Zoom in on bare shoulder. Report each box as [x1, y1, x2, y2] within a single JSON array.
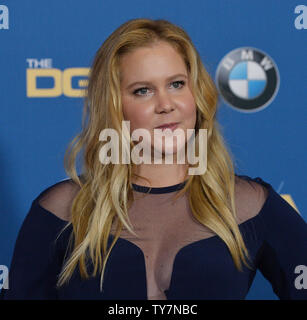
[[38, 179, 81, 222], [234, 175, 270, 224]]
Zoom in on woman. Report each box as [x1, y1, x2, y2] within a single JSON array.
[[1, 18, 306, 300]]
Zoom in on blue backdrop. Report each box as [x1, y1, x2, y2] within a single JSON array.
[[0, 0, 306, 299]]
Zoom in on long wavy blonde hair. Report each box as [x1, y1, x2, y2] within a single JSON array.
[[56, 18, 254, 291]]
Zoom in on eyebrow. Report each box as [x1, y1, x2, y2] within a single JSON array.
[[125, 73, 188, 90]]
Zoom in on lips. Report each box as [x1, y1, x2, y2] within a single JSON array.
[[155, 122, 179, 131]]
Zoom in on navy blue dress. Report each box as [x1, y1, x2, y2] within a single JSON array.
[[1, 175, 307, 300]]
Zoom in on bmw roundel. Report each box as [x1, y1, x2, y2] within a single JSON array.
[[215, 47, 280, 112]]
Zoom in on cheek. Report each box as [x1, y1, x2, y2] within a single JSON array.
[[183, 96, 197, 124], [122, 100, 152, 131]]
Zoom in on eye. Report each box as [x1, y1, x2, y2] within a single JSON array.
[[171, 80, 185, 89], [133, 87, 150, 96], [132, 80, 186, 97]]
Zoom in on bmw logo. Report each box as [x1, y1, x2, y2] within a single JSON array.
[[215, 47, 280, 112]]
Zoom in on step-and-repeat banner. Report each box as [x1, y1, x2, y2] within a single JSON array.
[[0, 1, 306, 299]]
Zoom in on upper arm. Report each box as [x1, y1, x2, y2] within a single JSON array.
[[0, 180, 80, 299], [234, 176, 307, 299]]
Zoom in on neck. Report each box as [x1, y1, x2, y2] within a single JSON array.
[[132, 163, 189, 187]]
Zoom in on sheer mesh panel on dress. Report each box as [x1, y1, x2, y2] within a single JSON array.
[[37, 176, 269, 300]]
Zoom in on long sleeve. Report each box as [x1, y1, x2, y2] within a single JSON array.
[[0, 199, 67, 300], [256, 181, 307, 300]]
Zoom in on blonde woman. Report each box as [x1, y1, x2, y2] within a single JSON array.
[[1, 18, 306, 300]]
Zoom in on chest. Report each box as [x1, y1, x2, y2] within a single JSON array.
[[109, 203, 217, 300]]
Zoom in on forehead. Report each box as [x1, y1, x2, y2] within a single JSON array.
[[119, 42, 187, 82]]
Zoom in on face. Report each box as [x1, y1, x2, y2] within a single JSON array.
[[120, 41, 197, 160]]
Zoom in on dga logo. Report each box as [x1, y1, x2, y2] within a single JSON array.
[[294, 5, 307, 29], [0, 265, 9, 290], [216, 47, 280, 112], [26, 59, 89, 97], [0, 5, 9, 30]]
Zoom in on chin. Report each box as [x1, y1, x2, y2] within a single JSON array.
[[155, 142, 186, 159]]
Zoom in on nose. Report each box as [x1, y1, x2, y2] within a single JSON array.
[[155, 90, 175, 113]]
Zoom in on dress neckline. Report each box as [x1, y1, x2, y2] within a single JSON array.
[[132, 180, 188, 194]]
